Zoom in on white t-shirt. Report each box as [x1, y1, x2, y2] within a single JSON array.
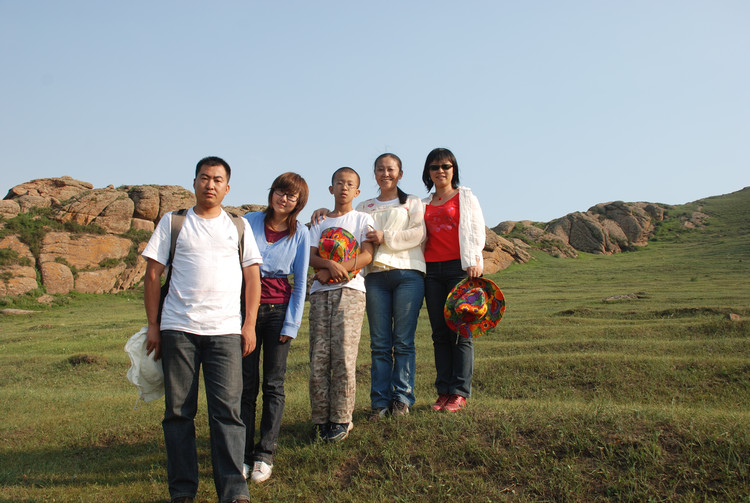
[[142, 208, 263, 335], [309, 209, 375, 294]]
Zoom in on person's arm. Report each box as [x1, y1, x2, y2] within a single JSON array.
[[281, 227, 310, 342], [465, 191, 486, 278], [310, 246, 349, 283], [144, 258, 165, 360], [382, 197, 426, 250], [241, 263, 261, 356]]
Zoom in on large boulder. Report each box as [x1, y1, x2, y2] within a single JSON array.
[[157, 186, 195, 220], [75, 263, 128, 294], [39, 232, 132, 269], [544, 201, 666, 255], [128, 185, 161, 221], [0, 199, 20, 219], [5, 176, 93, 206], [482, 227, 530, 274], [40, 261, 74, 295], [0, 265, 38, 296]]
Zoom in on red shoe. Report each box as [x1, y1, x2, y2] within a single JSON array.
[[443, 394, 466, 412], [431, 393, 451, 411]]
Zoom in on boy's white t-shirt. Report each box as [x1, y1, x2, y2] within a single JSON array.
[[309, 210, 375, 295], [142, 208, 263, 335]]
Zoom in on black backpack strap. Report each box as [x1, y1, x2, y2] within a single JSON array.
[[158, 208, 188, 322]]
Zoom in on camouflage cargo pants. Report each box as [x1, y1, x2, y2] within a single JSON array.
[[308, 288, 366, 425]]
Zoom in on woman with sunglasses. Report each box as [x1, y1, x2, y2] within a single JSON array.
[[241, 172, 310, 483], [421, 148, 486, 413]]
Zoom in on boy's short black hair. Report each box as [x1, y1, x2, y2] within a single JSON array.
[[331, 167, 360, 187], [195, 156, 231, 181]]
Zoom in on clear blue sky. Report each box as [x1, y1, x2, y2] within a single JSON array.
[[2, 1, 748, 226]]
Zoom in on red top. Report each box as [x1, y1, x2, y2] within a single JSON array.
[[424, 193, 461, 263], [261, 226, 292, 304]]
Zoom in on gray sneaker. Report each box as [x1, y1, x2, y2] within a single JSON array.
[[391, 400, 410, 417]]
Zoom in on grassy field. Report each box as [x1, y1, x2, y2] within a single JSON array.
[[1, 188, 748, 502]]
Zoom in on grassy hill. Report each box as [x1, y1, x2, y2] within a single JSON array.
[[1, 188, 748, 502]]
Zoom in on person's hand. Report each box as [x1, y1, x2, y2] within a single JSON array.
[[365, 229, 384, 245], [314, 268, 332, 284], [279, 335, 292, 344], [327, 261, 350, 282], [241, 325, 257, 357], [466, 265, 482, 278], [310, 207, 329, 225], [146, 324, 162, 361]]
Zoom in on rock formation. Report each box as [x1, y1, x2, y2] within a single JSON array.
[[495, 201, 670, 256], [2, 177, 197, 298]]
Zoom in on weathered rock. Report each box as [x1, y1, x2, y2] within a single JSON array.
[[40, 261, 74, 294], [5, 176, 93, 204], [58, 187, 123, 227], [0, 199, 20, 218], [37, 294, 55, 304], [75, 263, 127, 294], [128, 185, 161, 221], [482, 227, 531, 274], [158, 186, 195, 220], [16, 195, 52, 213], [93, 196, 134, 233], [0, 308, 36, 315], [0, 235, 34, 262], [0, 265, 38, 296], [39, 232, 132, 269], [131, 218, 155, 232], [112, 243, 148, 291]]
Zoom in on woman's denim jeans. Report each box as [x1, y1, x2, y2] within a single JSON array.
[[365, 269, 424, 408], [241, 303, 290, 465], [424, 259, 473, 398], [161, 330, 249, 503]]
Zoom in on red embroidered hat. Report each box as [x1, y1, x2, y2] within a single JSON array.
[[444, 277, 505, 338], [317, 227, 361, 283]]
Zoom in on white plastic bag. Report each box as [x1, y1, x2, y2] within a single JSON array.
[[124, 326, 164, 403]]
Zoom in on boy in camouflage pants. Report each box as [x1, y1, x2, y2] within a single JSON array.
[[307, 167, 374, 442]]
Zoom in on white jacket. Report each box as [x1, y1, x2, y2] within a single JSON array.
[[357, 195, 426, 274], [423, 186, 485, 273]]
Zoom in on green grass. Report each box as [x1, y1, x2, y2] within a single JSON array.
[[1, 188, 749, 502]]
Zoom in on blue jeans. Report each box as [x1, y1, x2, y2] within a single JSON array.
[[241, 303, 290, 465], [161, 330, 249, 503], [365, 269, 424, 408], [424, 259, 473, 398]]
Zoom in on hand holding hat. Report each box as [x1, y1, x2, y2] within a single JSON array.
[[444, 277, 506, 338]]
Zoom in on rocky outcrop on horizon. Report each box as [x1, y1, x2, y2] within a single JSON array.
[[494, 201, 673, 256], [1, 176, 519, 298]]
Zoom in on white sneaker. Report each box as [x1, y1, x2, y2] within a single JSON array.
[[242, 462, 252, 480], [250, 460, 273, 484]]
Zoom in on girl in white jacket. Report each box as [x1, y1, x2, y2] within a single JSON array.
[[421, 148, 486, 412]]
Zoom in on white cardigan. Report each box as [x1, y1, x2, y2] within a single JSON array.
[[423, 186, 486, 273], [356, 195, 426, 274]]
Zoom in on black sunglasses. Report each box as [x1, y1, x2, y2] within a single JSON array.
[[429, 163, 453, 172]]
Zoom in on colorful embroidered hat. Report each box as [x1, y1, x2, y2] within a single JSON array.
[[444, 277, 505, 338], [317, 227, 361, 283]]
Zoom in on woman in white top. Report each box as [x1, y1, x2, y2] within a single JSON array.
[[357, 153, 426, 419]]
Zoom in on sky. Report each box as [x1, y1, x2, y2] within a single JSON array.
[[1, 1, 748, 226]]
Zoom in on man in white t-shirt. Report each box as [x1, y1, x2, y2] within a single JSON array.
[[142, 156, 261, 503]]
